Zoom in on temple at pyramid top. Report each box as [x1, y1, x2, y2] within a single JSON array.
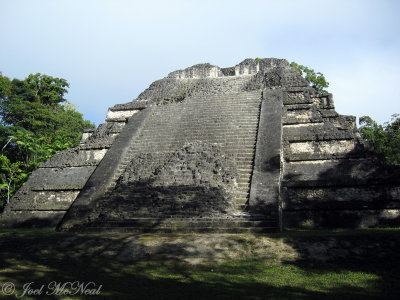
[[1, 58, 399, 231]]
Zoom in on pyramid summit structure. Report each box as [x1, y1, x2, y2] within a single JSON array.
[[1, 58, 399, 231]]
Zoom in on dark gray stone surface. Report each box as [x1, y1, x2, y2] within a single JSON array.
[[59, 108, 152, 230], [282, 159, 391, 187], [17, 166, 96, 191], [281, 185, 400, 210], [40, 148, 107, 168], [249, 89, 283, 218], [9, 190, 79, 210], [283, 209, 400, 229], [283, 123, 355, 141], [90, 142, 238, 221]]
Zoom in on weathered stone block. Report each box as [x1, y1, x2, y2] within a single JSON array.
[[282, 108, 323, 124], [282, 159, 384, 187], [320, 109, 339, 118], [10, 190, 80, 210], [168, 63, 224, 79], [328, 115, 357, 131], [283, 92, 312, 105], [286, 140, 359, 161], [40, 149, 107, 167], [27, 166, 96, 190], [281, 185, 400, 210], [80, 128, 95, 143], [106, 109, 139, 122], [311, 94, 334, 109], [283, 122, 355, 141]]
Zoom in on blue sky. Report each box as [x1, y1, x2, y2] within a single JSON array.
[[1, 0, 399, 126]]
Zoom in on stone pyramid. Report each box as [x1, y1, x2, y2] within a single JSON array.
[[1, 58, 399, 231]]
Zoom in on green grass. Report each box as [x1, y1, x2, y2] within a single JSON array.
[[0, 229, 399, 299]]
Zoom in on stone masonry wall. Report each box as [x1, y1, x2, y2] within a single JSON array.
[[280, 88, 400, 228]]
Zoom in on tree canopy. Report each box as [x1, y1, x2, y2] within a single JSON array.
[[359, 114, 400, 167], [290, 62, 329, 93], [0, 72, 94, 207]]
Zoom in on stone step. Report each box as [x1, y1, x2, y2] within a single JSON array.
[[237, 168, 253, 173], [83, 227, 278, 233], [233, 203, 249, 210], [169, 108, 259, 113], [234, 198, 249, 205], [236, 163, 253, 168], [238, 182, 250, 188], [130, 139, 256, 143], [187, 96, 261, 101], [187, 94, 260, 98], [83, 218, 279, 233], [151, 114, 257, 119], [137, 132, 257, 138], [234, 192, 249, 199], [236, 157, 254, 161], [236, 184, 250, 190], [129, 142, 255, 148], [187, 99, 260, 104], [236, 161, 254, 166], [237, 177, 252, 184], [128, 147, 255, 154], [236, 184, 250, 189], [235, 191, 250, 197], [237, 151, 254, 158], [233, 197, 249, 204], [160, 101, 259, 105]]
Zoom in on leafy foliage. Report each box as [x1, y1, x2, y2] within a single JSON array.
[[359, 114, 400, 167], [0, 155, 26, 205], [290, 62, 329, 93], [0, 72, 94, 208]]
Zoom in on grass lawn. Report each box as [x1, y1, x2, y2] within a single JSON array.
[[0, 228, 399, 299]]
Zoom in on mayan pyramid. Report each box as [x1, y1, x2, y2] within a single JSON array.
[[1, 58, 399, 231]]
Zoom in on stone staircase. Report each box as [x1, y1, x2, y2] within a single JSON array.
[[79, 90, 280, 232], [127, 90, 262, 210]]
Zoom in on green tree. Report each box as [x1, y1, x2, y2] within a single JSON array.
[[0, 155, 26, 206], [0, 72, 94, 207], [291, 62, 329, 93], [24, 73, 69, 105], [359, 114, 400, 167]]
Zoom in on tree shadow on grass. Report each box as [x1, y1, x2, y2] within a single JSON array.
[[0, 230, 399, 299]]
